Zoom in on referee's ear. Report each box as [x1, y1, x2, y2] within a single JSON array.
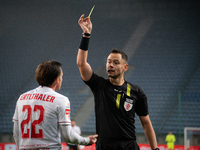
[[123, 64, 129, 72]]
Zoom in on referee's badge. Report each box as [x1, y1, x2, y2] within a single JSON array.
[[124, 98, 133, 111]]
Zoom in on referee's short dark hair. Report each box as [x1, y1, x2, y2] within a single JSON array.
[[110, 48, 128, 64], [35, 60, 62, 87]]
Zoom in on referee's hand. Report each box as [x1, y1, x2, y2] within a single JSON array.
[[78, 14, 92, 34], [87, 134, 98, 145]]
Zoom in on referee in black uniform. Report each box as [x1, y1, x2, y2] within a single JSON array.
[[77, 14, 159, 150]]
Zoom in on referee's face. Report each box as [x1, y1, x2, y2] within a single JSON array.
[[106, 53, 127, 79]]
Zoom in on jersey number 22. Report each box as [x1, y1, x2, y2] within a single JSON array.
[[21, 105, 44, 138]]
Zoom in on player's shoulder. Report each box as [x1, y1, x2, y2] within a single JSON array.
[[18, 88, 37, 98], [54, 91, 69, 101], [52, 92, 70, 109]]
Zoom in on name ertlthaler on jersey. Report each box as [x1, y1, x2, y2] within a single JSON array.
[[20, 93, 55, 103]]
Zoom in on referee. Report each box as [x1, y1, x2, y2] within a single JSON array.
[[77, 14, 159, 150]]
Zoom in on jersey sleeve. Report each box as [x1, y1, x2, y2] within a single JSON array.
[[57, 96, 71, 125], [84, 73, 99, 87], [13, 100, 19, 122], [135, 87, 149, 116], [173, 135, 176, 142], [75, 126, 81, 135]]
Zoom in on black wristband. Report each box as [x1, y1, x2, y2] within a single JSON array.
[[154, 148, 160, 150], [82, 32, 91, 36], [79, 37, 90, 51]]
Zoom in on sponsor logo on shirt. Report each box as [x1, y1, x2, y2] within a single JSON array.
[[124, 98, 133, 111], [65, 108, 70, 120], [65, 109, 70, 115]]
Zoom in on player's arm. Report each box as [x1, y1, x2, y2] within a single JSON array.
[[60, 125, 97, 145], [139, 115, 158, 150], [77, 14, 93, 81], [173, 135, 176, 142], [13, 121, 19, 150]]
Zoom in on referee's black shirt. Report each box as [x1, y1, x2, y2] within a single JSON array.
[[84, 73, 148, 143]]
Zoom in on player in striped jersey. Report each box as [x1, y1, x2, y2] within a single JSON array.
[[13, 60, 97, 150]]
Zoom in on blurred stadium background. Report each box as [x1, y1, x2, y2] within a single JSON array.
[[0, 0, 199, 146]]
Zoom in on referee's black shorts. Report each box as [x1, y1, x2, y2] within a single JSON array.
[[96, 140, 140, 150], [67, 143, 78, 150]]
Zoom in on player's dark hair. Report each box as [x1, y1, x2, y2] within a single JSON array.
[[35, 60, 62, 87], [110, 48, 128, 64]]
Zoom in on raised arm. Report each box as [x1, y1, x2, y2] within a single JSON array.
[[77, 14, 93, 81]]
